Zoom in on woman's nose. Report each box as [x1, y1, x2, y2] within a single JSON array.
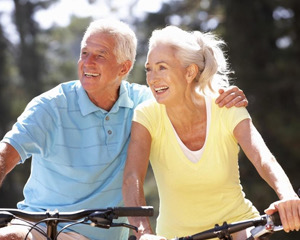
[[147, 71, 157, 84]]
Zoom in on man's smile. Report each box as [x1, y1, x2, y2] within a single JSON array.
[[84, 72, 100, 77]]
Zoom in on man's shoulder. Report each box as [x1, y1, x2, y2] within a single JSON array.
[[38, 80, 78, 101], [44, 80, 78, 95], [121, 81, 153, 104], [122, 80, 148, 92], [27, 80, 79, 111]]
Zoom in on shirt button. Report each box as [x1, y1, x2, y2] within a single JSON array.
[[108, 130, 112, 135], [105, 116, 110, 121]]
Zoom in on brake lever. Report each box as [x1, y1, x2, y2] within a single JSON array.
[[87, 211, 112, 229], [111, 222, 139, 232], [87, 211, 139, 232], [250, 214, 283, 238]]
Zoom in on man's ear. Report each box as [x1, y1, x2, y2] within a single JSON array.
[[186, 64, 199, 83], [119, 60, 132, 77]]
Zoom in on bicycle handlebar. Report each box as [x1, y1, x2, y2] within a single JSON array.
[[0, 207, 286, 240], [113, 206, 154, 217], [172, 212, 282, 240], [0, 206, 154, 239], [0, 206, 153, 222]]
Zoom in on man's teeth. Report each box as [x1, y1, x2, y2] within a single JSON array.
[[155, 87, 168, 92], [85, 73, 100, 77]]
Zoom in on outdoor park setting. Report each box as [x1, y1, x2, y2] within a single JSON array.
[[0, 0, 299, 239]]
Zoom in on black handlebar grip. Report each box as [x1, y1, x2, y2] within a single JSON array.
[[128, 235, 137, 240], [269, 212, 281, 226], [0, 211, 14, 227], [113, 206, 154, 217]]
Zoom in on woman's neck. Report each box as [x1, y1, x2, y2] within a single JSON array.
[[166, 94, 208, 151], [166, 94, 206, 128]]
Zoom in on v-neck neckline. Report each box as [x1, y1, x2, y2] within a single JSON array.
[[165, 96, 212, 167]]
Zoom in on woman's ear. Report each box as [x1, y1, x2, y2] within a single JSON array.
[[186, 64, 199, 83]]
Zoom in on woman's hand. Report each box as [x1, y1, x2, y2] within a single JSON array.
[[215, 86, 248, 108], [139, 233, 167, 240], [265, 198, 300, 232]]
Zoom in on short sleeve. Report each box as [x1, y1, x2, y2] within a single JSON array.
[[1, 97, 57, 162], [132, 99, 158, 138], [225, 107, 251, 133]]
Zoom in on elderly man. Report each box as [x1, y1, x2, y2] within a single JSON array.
[[0, 19, 247, 240]]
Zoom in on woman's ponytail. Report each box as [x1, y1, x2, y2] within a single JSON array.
[[193, 31, 230, 94]]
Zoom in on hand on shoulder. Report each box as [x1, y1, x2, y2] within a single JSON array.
[[216, 86, 248, 108]]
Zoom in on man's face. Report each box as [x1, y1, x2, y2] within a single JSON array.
[[78, 32, 126, 98]]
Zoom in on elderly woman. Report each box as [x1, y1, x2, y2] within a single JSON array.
[[122, 26, 300, 240]]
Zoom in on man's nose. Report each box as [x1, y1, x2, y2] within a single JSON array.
[[84, 54, 95, 65]]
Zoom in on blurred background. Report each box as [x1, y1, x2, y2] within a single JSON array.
[[0, 0, 299, 239]]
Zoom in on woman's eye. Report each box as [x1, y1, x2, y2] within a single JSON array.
[[159, 65, 166, 70], [145, 67, 151, 72]]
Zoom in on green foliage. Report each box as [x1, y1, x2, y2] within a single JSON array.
[[0, 0, 299, 239], [41, 16, 92, 89]]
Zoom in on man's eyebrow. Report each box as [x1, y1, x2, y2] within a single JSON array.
[[96, 49, 108, 54], [80, 47, 108, 54]]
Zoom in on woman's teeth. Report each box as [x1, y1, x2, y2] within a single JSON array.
[[155, 87, 168, 93]]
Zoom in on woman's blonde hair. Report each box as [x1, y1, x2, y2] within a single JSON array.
[[148, 26, 231, 94]]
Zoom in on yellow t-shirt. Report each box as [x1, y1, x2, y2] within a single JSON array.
[[133, 99, 259, 239]]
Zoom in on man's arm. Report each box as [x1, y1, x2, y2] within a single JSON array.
[[0, 142, 20, 186], [216, 86, 248, 108]]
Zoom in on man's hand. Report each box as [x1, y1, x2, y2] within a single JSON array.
[[215, 86, 248, 108]]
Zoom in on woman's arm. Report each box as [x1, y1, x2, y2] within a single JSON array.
[[234, 119, 300, 232], [123, 121, 154, 238]]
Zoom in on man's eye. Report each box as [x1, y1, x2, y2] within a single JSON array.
[[159, 65, 166, 70], [145, 67, 151, 72]]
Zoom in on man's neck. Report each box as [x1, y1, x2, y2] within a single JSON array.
[[88, 89, 120, 112]]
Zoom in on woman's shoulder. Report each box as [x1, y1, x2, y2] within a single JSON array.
[[134, 100, 166, 126], [136, 99, 162, 112]]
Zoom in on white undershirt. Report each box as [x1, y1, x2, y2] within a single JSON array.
[[172, 96, 211, 163]]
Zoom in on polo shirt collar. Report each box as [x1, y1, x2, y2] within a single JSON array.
[[76, 81, 134, 116]]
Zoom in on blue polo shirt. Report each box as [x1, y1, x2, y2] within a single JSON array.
[[2, 80, 152, 240]]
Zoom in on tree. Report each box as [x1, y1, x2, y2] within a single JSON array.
[[12, 0, 58, 97], [0, 0, 59, 207], [0, 24, 11, 137]]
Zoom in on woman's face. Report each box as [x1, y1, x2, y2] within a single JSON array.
[[145, 44, 188, 105]]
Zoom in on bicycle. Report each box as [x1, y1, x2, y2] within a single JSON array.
[[0, 206, 154, 240], [170, 212, 284, 240]]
